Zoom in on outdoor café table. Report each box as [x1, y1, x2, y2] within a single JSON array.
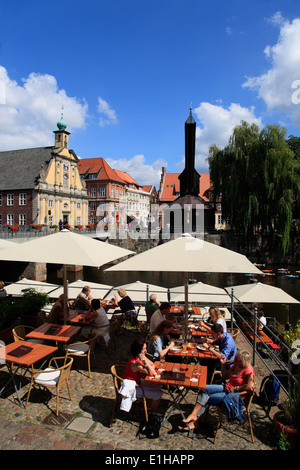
[[67, 311, 94, 326], [0, 340, 58, 407], [144, 361, 207, 430], [170, 306, 202, 319], [168, 344, 218, 364], [26, 323, 81, 345]]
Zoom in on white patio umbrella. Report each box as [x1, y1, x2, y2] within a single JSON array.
[[107, 280, 169, 303], [50, 279, 113, 300], [0, 230, 134, 321], [225, 282, 300, 304], [105, 234, 262, 336], [5, 278, 59, 296], [0, 239, 16, 249], [170, 281, 231, 304]]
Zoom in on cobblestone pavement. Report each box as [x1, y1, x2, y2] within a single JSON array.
[[0, 328, 281, 451]]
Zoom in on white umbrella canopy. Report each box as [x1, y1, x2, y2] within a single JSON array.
[[105, 234, 262, 336], [225, 282, 300, 304], [0, 230, 134, 267], [170, 281, 231, 304], [0, 230, 134, 321], [5, 278, 59, 296], [105, 235, 262, 275], [0, 239, 16, 249], [106, 280, 169, 303], [50, 279, 113, 300]]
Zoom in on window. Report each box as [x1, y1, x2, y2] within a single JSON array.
[[77, 202, 81, 209], [90, 187, 96, 198], [116, 188, 119, 198], [99, 187, 105, 197], [217, 214, 223, 225], [63, 174, 68, 187], [88, 174, 96, 179], [90, 202, 96, 211], [111, 188, 114, 198], [7, 194, 14, 206], [19, 214, 26, 225], [49, 215, 53, 226], [0, 194, 2, 206], [49, 200, 54, 208], [7, 214, 14, 225], [0, 214, 2, 225], [76, 216, 81, 225], [19, 193, 26, 206]]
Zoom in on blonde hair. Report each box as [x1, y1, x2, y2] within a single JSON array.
[[209, 307, 223, 320], [0, 281, 5, 290], [235, 349, 251, 368], [118, 288, 127, 297]]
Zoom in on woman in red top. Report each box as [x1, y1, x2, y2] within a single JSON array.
[[183, 349, 255, 430], [124, 337, 163, 414]]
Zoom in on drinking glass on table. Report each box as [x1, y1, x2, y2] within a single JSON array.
[[160, 357, 165, 367]]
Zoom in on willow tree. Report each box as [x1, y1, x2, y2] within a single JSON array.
[[208, 121, 300, 258]]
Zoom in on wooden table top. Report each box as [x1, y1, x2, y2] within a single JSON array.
[[26, 323, 81, 343], [167, 344, 217, 360], [144, 361, 207, 389], [0, 340, 58, 367], [170, 306, 202, 316]]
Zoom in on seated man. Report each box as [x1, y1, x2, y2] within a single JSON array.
[[145, 294, 160, 325], [200, 323, 237, 383], [73, 286, 93, 311], [149, 302, 171, 333], [83, 299, 110, 345], [202, 323, 237, 364]]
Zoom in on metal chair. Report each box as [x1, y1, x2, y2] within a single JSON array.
[[109, 363, 148, 427], [25, 356, 73, 416], [210, 389, 255, 444], [12, 325, 44, 344], [64, 333, 97, 378]]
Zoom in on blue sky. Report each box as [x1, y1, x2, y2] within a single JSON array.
[[0, 0, 300, 187]]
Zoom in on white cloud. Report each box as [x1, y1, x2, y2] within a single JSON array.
[[0, 66, 88, 150], [243, 14, 300, 126], [191, 102, 263, 171], [97, 97, 118, 127], [106, 154, 167, 187]]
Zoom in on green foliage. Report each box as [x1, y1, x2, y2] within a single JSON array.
[[0, 288, 49, 329], [208, 122, 300, 258]]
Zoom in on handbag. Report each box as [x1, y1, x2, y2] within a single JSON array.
[[136, 414, 161, 439]]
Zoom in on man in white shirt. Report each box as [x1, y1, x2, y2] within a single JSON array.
[[84, 299, 110, 345], [149, 302, 171, 333]]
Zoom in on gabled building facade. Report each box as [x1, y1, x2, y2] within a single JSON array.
[[0, 114, 88, 229]]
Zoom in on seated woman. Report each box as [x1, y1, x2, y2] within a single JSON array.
[[114, 288, 137, 325], [124, 337, 163, 415], [200, 306, 227, 333], [182, 350, 255, 430], [148, 320, 175, 361]]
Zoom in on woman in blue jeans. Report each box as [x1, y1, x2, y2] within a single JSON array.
[[183, 350, 255, 430]]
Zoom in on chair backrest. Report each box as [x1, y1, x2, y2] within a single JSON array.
[[12, 325, 25, 342], [111, 363, 126, 394], [228, 328, 239, 340], [12, 325, 33, 342], [240, 388, 255, 412], [54, 357, 73, 386]]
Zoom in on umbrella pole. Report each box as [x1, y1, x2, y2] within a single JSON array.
[[63, 264, 68, 325], [184, 272, 189, 340]]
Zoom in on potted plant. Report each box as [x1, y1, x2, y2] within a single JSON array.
[[274, 384, 299, 449]]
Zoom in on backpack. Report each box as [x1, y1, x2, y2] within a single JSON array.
[[136, 414, 161, 439], [258, 375, 280, 410]]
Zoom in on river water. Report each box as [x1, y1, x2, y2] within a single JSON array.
[[48, 262, 300, 326]]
